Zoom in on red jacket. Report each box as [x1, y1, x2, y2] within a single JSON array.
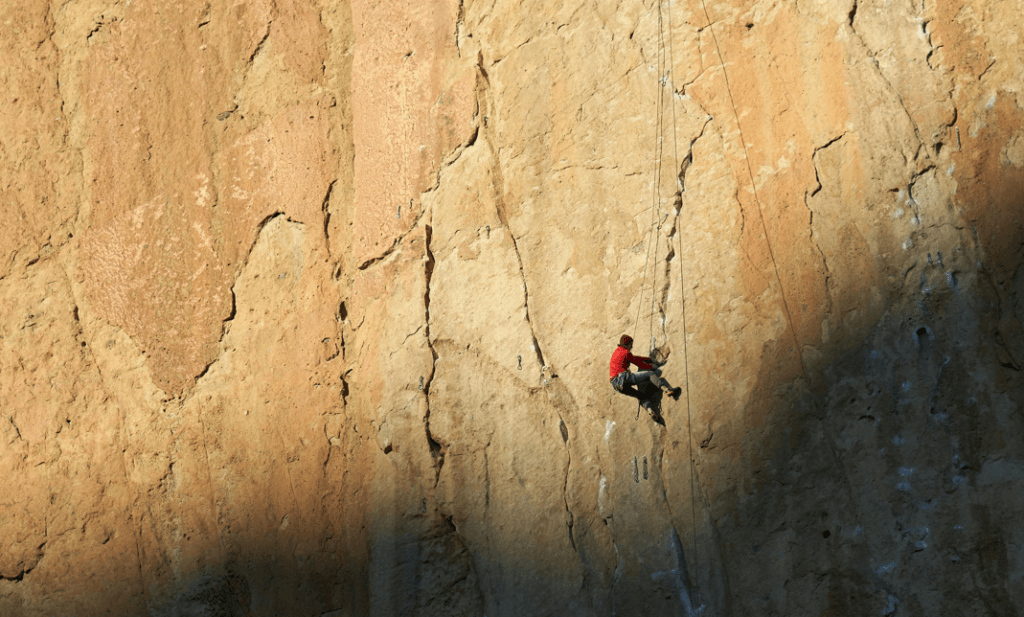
[[609, 345, 653, 380]]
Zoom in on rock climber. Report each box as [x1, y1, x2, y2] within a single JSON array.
[[609, 334, 681, 410]]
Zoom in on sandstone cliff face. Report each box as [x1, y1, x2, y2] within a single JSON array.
[[2, 0, 1023, 615]]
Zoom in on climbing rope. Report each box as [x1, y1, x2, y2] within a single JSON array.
[[633, 0, 805, 600], [648, 0, 669, 360], [697, 0, 805, 376], [633, 0, 668, 351], [662, 0, 703, 598], [629, 0, 703, 598], [632, 0, 671, 422]]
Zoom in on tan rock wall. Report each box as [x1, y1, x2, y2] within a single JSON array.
[[1, 0, 1023, 615]]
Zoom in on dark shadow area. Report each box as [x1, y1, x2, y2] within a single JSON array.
[[719, 222, 1024, 614], [3, 530, 372, 617]]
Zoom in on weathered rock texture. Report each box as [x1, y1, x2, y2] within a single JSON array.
[[2, 0, 1023, 615]]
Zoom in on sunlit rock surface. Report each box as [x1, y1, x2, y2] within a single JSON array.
[[1, 0, 1023, 615]]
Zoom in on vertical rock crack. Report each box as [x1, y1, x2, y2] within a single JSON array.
[[477, 62, 549, 371], [422, 223, 445, 487]]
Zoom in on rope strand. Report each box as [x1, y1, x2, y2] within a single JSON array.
[[635, 0, 667, 347], [698, 0, 805, 376], [633, 0, 670, 420], [661, 0, 702, 596], [649, 0, 666, 358]]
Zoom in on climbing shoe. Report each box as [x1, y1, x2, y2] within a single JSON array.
[[670, 387, 682, 401]]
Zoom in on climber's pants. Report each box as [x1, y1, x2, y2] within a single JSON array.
[[612, 369, 666, 400], [631, 369, 663, 388]]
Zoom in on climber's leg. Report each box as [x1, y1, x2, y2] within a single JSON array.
[[619, 383, 645, 402], [620, 372, 655, 409], [612, 372, 644, 402], [628, 370, 656, 387], [635, 369, 682, 401]]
